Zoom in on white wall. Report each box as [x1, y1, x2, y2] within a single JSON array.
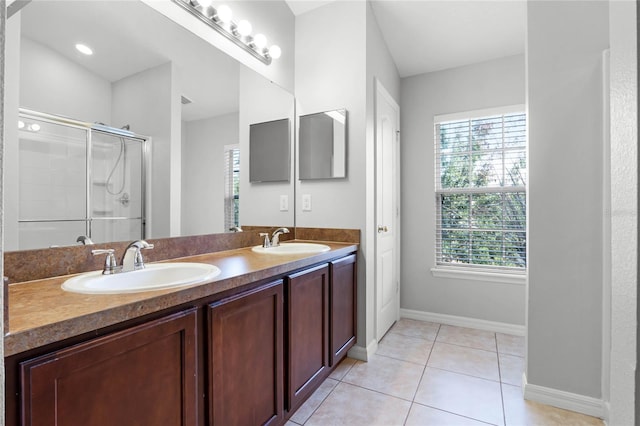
[[19, 37, 111, 123], [112, 62, 181, 238], [295, 1, 400, 355], [295, 0, 368, 351], [400, 55, 526, 325], [608, 0, 637, 423], [239, 65, 294, 227], [527, 0, 608, 401], [182, 112, 238, 235]]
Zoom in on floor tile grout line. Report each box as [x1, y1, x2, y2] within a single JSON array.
[[495, 332, 508, 426], [410, 401, 501, 426], [425, 365, 502, 384], [407, 322, 441, 413], [296, 380, 340, 425], [433, 339, 500, 354]]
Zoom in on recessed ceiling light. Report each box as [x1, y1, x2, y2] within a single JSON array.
[[75, 43, 93, 55]]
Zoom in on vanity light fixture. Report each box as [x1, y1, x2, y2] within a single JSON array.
[[172, 0, 281, 65], [75, 43, 93, 55]]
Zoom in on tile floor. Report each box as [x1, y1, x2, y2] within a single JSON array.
[[286, 318, 604, 426]]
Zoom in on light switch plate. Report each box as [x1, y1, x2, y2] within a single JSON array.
[[279, 195, 288, 211], [302, 194, 312, 212]]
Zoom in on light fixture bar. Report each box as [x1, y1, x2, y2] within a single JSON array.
[[171, 0, 272, 65]]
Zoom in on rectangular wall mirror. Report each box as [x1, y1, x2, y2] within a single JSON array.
[[249, 118, 291, 183], [299, 109, 347, 180]]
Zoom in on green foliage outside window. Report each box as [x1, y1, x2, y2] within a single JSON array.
[[436, 113, 526, 269]]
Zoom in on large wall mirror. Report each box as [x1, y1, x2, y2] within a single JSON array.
[[5, 0, 295, 251]]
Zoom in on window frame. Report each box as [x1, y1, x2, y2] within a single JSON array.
[[432, 105, 527, 280]]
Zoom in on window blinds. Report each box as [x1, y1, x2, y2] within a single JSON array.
[[434, 109, 526, 270], [224, 145, 240, 231]]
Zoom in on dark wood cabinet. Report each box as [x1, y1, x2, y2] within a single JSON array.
[[19, 308, 198, 426], [10, 252, 358, 426], [208, 280, 284, 426], [329, 254, 357, 366], [286, 264, 330, 412]]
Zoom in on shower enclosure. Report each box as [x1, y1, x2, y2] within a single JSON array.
[[16, 109, 148, 250]]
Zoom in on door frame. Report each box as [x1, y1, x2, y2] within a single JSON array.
[[374, 78, 401, 342]]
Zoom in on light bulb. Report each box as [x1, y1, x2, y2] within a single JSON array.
[[194, 0, 212, 7], [237, 20, 252, 36], [18, 120, 24, 129], [253, 34, 267, 49], [75, 43, 93, 55], [269, 45, 282, 59], [30, 123, 41, 132], [216, 5, 232, 23]]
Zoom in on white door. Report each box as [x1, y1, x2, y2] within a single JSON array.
[[375, 80, 400, 341]]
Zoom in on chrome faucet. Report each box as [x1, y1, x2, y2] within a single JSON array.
[[259, 227, 290, 248], [271, 227, 290, 246], [121, 240, 154, 272], [92, 249, 121, 275], [77, 235, 94, 245], [229, 226, 243, 232], [92, 240, 154, 275]]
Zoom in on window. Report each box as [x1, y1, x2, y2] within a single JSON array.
[[224, 145, 240, 231], [434, 106, 526, 272]]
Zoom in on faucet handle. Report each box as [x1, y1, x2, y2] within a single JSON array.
[[259, 233, 272, 248], [92, 249, 120, 275]]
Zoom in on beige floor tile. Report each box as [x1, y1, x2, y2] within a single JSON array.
[[306, 382, 411, 426], [405, 403, 489, 426], [502, 384, 604, 426], [437, 325, 497, 351], [499, 353, 524, 386], [329, 357, 357, 381], [390, 318, 440, 341], [342, 354, 425, 400], [290, 378, 339, 424], [497, 333, 525, 357], [428, 342, 500, 381], [415, 367, 504, 426], [377, 331, 434, 365]]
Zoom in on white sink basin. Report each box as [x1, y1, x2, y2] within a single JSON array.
[[251, 242, 331, 255], [62, 262, 221, 294]]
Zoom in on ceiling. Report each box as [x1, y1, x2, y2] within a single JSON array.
[[19, 1, 240, 122], [18, 0, 527, 124], [287, 0, 526, 78]]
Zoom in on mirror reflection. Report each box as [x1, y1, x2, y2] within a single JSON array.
[[5, 0, 295, 251], [299, 109, 347, 180]]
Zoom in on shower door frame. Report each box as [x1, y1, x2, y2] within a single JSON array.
[[18, 108, 149, 247]]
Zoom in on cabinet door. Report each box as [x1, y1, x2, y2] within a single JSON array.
[[208, 280, 284, 426], [20, 309, 198, 426], [287, 264, 329, 412], [330, 254, 358, 366]]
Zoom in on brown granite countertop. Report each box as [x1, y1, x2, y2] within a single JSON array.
[[6, 240, 357, 357]]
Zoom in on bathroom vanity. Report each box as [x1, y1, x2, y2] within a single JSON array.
[[4, 235, 358, 425]]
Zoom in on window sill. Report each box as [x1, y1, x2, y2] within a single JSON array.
[[430, 267, 526, 286]]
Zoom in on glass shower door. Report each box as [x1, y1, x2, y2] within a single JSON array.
[[17, 117, 88, 249], [90, 131, 145, 243]]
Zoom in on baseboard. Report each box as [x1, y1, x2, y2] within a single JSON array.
[[523, 373, 605, 419], [400, 308, 526, 336], [347, 339, 379, 362]]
